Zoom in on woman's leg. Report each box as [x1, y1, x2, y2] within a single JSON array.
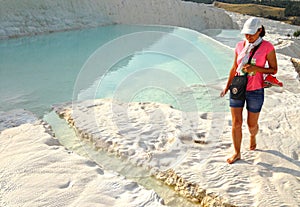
[[227, 107, 243, 164], [247, 111, 260, 150], [245, 89, 264, 150]]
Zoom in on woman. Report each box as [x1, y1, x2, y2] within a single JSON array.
[[220, 17, 278, 164]]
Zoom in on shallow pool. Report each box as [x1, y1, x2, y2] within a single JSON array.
[[0, 24, 234, 116]]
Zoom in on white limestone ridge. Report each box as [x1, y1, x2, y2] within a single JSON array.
[[0, 0, 237, 39]]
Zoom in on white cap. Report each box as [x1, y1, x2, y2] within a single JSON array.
[[241, 17, 262, 35]]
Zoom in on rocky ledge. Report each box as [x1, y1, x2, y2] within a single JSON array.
[[156, 169, 236, 207], [291, 57, 300, 79], [54, 99, 236, 207]]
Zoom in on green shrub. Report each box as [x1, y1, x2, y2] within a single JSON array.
[[293, 30, 300, 38], [285, 2, 300, 16]]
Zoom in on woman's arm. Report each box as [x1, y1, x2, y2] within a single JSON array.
[[242, 49, 278, 75], [220, 53, 238, 97]]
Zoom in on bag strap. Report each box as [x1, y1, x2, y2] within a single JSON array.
[[247, 42, 262, 64]]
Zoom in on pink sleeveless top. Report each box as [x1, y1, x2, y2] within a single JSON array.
[[235, 40, 275, 91]]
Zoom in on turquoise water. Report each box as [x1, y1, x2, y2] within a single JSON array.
[[212, 29, 243, 48], [202, 29, 243, 48], [0, 25, 234, 117]]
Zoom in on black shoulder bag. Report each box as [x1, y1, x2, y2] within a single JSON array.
[[229, 43, 261, 100]]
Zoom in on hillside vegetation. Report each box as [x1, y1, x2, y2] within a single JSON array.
[[214, 1, 300, 25], [183, 0, 300, 25], [214, 2, 285, 18]]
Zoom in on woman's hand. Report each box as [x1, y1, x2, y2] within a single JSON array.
[[220, 88, 228, 97], [242, 50, 278, 75], [242, 64, 255, 73]]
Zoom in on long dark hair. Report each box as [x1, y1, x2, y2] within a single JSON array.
[[259, 26, 265, 37]]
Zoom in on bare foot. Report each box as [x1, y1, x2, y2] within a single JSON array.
[[250, 136, 256, 150], [227, 153, 241, 164]]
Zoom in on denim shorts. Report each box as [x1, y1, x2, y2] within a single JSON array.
[[230, 88, 264, 113]]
